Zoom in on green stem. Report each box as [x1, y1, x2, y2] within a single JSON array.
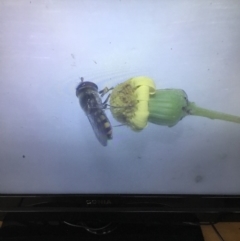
[[188, 102, 240, 124]]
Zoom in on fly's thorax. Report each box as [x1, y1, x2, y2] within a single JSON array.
[[77, 88, 103, 114]]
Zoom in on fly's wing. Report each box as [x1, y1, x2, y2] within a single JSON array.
[[86, 113, 108, 146], [81, 90, 111, 146]]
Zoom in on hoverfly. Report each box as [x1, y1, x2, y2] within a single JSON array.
[[76, 77, 113, 146]]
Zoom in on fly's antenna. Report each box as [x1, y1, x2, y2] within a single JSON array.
[[80, 77, 84, 82]]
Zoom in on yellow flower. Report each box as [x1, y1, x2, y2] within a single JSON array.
[[110, 76, 240, 131], [110, 76, 156, 131]]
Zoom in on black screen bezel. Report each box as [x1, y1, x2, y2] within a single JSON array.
[[1, 194, 240, 223]]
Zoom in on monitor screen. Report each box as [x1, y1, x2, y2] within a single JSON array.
[[1, 0, 240, 196]]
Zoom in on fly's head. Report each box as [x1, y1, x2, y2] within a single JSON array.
[[76, 77, 98, 97]]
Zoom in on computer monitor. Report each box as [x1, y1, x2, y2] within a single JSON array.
[[1, 0, 240, 232]]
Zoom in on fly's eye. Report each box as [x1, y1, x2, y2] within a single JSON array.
[[76, 83, 84, 96], [79, 83, 86, 88], [76, 82, 86, 92]]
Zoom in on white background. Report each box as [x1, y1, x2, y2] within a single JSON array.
[[0, 0, 240, 194]]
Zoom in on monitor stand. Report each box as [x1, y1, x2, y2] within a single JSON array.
[[0, 220, 204, 241]]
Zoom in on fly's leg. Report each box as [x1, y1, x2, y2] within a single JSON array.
[[100, 86, 114, 109], [99, 87, 114, 97], [102, 94, 111, 109]]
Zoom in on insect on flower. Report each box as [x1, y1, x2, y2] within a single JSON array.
[[76, 77, 113, 146]]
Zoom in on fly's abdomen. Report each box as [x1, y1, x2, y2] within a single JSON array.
[[92, 108, 112, 140]]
